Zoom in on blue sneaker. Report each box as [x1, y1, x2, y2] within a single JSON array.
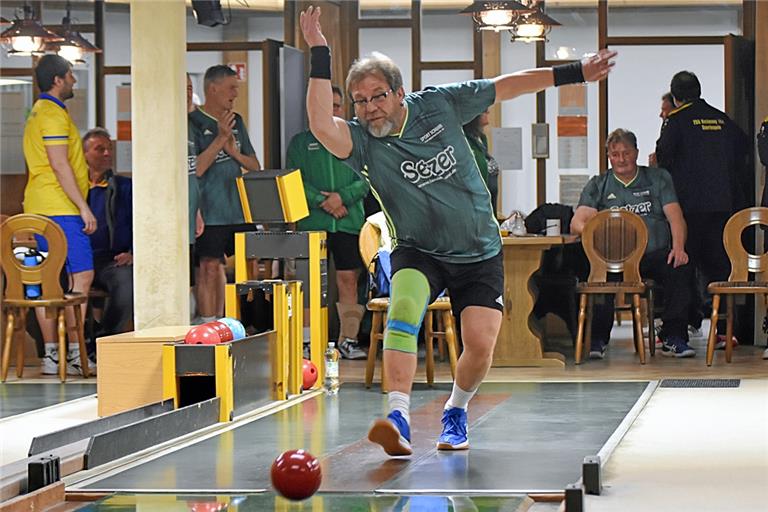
[[437, 407, 469, 450], [368, 410, 412, 456], [661, 336, 696, 358]]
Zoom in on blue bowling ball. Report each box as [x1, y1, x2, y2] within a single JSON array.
[[218, 317, 246, 340]]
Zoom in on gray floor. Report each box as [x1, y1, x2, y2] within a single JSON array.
[[0, 383, 96, 419], [78, 382, 649, 494]]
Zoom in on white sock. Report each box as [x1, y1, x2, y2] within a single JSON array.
[[388, 391, 410, 425], [445, 383, 477, 410], [201, 315, 217, 323]]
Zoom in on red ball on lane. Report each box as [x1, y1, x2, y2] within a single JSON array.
[[184, 325, 220, 345], [270, 449, 322, 501], [302, 359, 318, 390]]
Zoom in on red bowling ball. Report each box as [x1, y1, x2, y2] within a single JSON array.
[[302, 359, 318, 390], [208, 321, 234, 343], [184, 324, 220, 345], [271, 449, 322, 501]]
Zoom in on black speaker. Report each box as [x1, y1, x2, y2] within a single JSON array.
[[191, 1, 227, 27]]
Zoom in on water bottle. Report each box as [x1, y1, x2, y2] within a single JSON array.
[[23, 250, 42, 299], [324, 342, 340, 396]]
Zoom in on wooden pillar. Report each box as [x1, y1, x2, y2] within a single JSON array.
[[130, 0, 189, 328]]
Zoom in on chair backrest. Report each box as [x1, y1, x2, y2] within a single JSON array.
[[1, 214, 67, 301], [581, 209, 648, 283], [358, 221, 381, 273], [722, 207, 768, 281]]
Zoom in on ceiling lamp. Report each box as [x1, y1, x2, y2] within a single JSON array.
[[47, 1, 102, 64], [511, 8, 561, 43], [460, 1, 529, 32], [461, 0, 560, 42], [0, 3, 63, 57]]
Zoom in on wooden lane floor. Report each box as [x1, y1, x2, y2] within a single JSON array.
[[0, 382, 96, 419], [72, 493, 534, 511], [70, 382, 650, 495]]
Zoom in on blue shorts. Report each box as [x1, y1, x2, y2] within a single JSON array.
[[35, 215, 94, 273]]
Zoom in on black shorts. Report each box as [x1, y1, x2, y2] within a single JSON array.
[[189, 245, 196, 286], [195, 223, 256, 260], [390, 246, 504, 318], [327, 231, 364, 271]]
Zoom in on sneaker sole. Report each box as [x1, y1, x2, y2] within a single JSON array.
[[661, 350, 695, 358], [368, 419, 412, 456], [588, 352, 605, 360], [436, 440, 469, 450]]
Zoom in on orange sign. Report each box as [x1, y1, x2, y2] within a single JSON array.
[[557, 116, 588, 137]]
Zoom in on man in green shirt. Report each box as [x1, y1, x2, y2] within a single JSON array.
[[571, 128, 694, 359], [286, 85, 369, 360], [189, 65, 261, 323], [300, 6, 617, 457]]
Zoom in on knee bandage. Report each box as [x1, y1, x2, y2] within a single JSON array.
[[384, 268, 430, 354]]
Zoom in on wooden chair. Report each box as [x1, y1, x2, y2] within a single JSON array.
[[706, 207, 768, 366], [359, 221, 459, 391], [1, 214, 89, 382], [574, 209, 649, 364]]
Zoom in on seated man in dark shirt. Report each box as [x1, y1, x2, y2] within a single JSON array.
[[571, 128, 693, 359], [84, 128, 133, 336]]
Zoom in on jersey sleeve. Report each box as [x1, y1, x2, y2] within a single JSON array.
[[341, 121, 368, 176], [235, 115, 256, 156], [577, 176, 601, 209], [40, 108, 71, 146], [431, 80, 496, 125], [655, 168, 679, 206]]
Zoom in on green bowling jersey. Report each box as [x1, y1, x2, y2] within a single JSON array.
[[189, 108, 256, 225], [187, 118, 199, 242], [343, 80, 500, 263], [577, 166, 679, 254]]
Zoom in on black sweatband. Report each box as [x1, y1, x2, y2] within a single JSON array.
[[553, 61, 585, 86], [310, 46, 331, 80]]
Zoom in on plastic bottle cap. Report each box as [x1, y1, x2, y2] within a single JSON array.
[[328, 342, 335, 348]]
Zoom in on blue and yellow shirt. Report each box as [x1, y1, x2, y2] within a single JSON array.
[[23, 94, 89, 215]]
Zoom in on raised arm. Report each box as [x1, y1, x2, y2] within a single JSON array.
[[493, 49, 617, 103], [301, 6, 353, 159]]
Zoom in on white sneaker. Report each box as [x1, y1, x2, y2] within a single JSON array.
[[688, 325, 704, 339], [338, 338, 367, 360], [762, 347, 768, 360], [41, 348, 59, 375], [66, 349, 96, 376]]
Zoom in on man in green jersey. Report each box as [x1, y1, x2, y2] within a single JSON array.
[[300, 6, 616, 457], [571, 129, 694, 359], [189, 65, 261, 322], [286, 85, 370, 360]]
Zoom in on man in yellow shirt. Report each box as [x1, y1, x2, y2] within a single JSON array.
[[23, 54, 97, 375]]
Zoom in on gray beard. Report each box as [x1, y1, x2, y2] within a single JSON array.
[[362, 118, 395, 138]]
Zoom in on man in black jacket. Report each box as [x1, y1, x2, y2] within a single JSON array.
[[656, 71, 750, 348]]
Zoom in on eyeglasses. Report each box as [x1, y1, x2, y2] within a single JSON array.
[[351, 89, 393, 108]]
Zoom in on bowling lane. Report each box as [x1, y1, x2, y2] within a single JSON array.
[[378, 381, 650, 493], [76, 492, 533, 511], [76, 383, 455, 492], [75, 382, 650, 494], [0, 383, 96, 419]]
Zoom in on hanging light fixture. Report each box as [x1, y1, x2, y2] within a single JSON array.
[[510, 8, 561, 43], [46, 1, 102, 64], [460, 1, 530, 32], [461, 0, 560, 42], [0, 3, 63, 57]]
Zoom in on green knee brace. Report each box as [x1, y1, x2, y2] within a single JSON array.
[[383, 268, 430, 353]]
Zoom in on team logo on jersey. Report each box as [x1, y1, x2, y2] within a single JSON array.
[[632, 190, 650, 197], [620, 201, 652, 215], [400, 145, 457, 187], [308, 142, 321, 151], [607, 193, 617, 199], [420, 123, 445, 143]]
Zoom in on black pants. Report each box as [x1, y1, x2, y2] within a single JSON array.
[[591, 249, 692, 343], [686, 212, 731, 332], [93, 258, 134, 336]]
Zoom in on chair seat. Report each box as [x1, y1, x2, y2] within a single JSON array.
[[2, 292, 87, 308], [366, 297, 390, 311], [427, 297, 452, 310], [576, 282, 646, 294], [707, 281, 768, 294]]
